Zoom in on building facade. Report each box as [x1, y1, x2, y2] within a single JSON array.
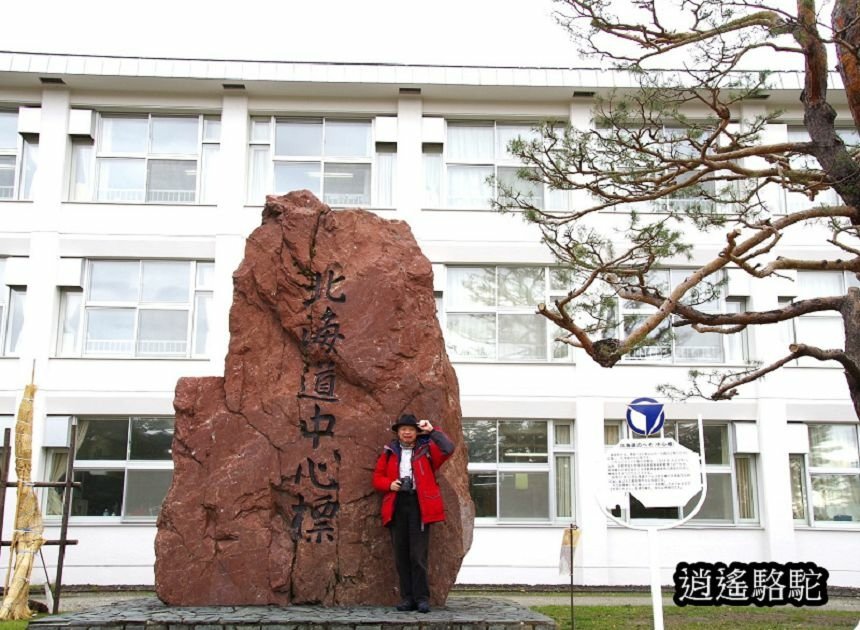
[[0, 51, 858, 588]]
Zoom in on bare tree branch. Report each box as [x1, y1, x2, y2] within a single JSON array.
[[791, 344, 860, 385], [494, 0, 860, 415], [709, 352, 801, 400]]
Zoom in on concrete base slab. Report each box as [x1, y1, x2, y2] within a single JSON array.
[[30, 596, 556, 630]]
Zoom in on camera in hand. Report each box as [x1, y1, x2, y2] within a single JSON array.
[[399, 476, 414, 492]]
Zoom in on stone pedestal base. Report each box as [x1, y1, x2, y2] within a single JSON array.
[[30, 597, 555, 630]]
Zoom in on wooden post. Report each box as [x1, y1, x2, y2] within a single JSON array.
[[52, 423, 77, 615], [0, 429, 11, 568], [0, 405, 80, 615]]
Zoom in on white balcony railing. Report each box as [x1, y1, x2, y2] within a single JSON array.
[[95, 188, 196, 203], [84, 339, 134, 354], [652, 198, 717, 213], [626, 344, 722, 362], [146, 189, 196, 203], [673, 344, 723, 362], [96, 188, 145, 202], [137, 339, 187, 355], [84, 338, 187, 356], [324, 193, 370, 206]]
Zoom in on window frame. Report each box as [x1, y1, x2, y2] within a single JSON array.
[[0, 110, 38, 201], [56, 259, 214, 359], [442, 265, 575, 363], [465, 418, 575, 524], [69, 113, 220, 205], [247, 116, 395, 208], [794, 423, 860, 527], [427, 120, 567, 211], [782, 125, 858, 214], [783, 270, 856, 366], [43, 415, 174, 523], [595, 124, 720, 215], [2, 286, 25, 356], [604, 420, 759, 526], [614, 269, 747, 365], [650, 126, 718, 213], [0, 259, 26, 357]]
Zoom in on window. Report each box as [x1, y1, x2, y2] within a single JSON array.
[[785, 271, 856, 360], [45, 416, 173, 520], [464, 418, 574, 521], [614, 269, 746, 364], [783, 126, 858, 213], [651, 127, 717, 213], [70, 114, 220, 204], [605, 421, 758, 524], [57, 259, 213, 358], [0, 111, 38, 201], [424, 121, 567, 210], [0, 259, 26, 356], [790, 453, 808, 521], [423, 143, 442, 207], [791, 424, 860, 525], [597, 125, 717, 214], [247, 117, 395, 207], [443, 266, 574, 362]]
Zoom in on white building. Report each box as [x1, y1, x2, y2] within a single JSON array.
[[0, 51, 858, 589]]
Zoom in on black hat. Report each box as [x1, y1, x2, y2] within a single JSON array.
[[391, 413, 420, 431]]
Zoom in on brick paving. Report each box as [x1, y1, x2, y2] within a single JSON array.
[[29, 596, 557, 630]]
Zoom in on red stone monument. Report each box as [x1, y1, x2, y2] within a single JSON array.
[[154, 191, 474, 606]]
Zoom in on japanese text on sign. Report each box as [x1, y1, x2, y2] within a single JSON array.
[[605, 438, 701, 508]]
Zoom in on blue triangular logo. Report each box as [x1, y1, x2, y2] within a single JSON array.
[[626, 397, 665, 436]]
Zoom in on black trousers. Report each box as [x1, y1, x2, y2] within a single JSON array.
[[390, 492, 430, 603]]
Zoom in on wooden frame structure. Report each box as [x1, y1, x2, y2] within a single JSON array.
[[0, 426, 80, 614]]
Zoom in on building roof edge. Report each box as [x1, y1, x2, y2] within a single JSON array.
[[0, 50, 842, 91]]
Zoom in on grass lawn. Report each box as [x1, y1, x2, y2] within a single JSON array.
[[534, 604, 860, 629]]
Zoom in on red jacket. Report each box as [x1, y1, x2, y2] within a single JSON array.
[[372, 430, 455, 526]]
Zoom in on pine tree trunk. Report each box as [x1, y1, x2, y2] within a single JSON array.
[[833, 0, 860, 132], [798, 0, 860, 222], [842, 288, 860, 420]]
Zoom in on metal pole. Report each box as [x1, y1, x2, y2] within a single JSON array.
[[569, 523, 575, 630], [647, 527, 664, 630]]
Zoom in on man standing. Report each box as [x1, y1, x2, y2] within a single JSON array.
[[373, 413, 455, 613]]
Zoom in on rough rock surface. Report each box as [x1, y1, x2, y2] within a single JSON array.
[[155, 191, 473, 607]]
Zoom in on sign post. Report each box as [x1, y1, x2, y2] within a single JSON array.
[[598, 401, 707, 630], [559, 524, 580, 629]]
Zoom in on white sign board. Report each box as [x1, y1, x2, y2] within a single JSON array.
[[605, 438, 702, 508]]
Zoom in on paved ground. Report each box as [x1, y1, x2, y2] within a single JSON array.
[[29, 596, 555, 630], [31, 589, 860, 614]]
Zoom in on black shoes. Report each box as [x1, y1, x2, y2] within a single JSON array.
[[394, 599, 430, 613]]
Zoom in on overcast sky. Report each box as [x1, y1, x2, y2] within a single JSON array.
[[4, 0, 584, 67]]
